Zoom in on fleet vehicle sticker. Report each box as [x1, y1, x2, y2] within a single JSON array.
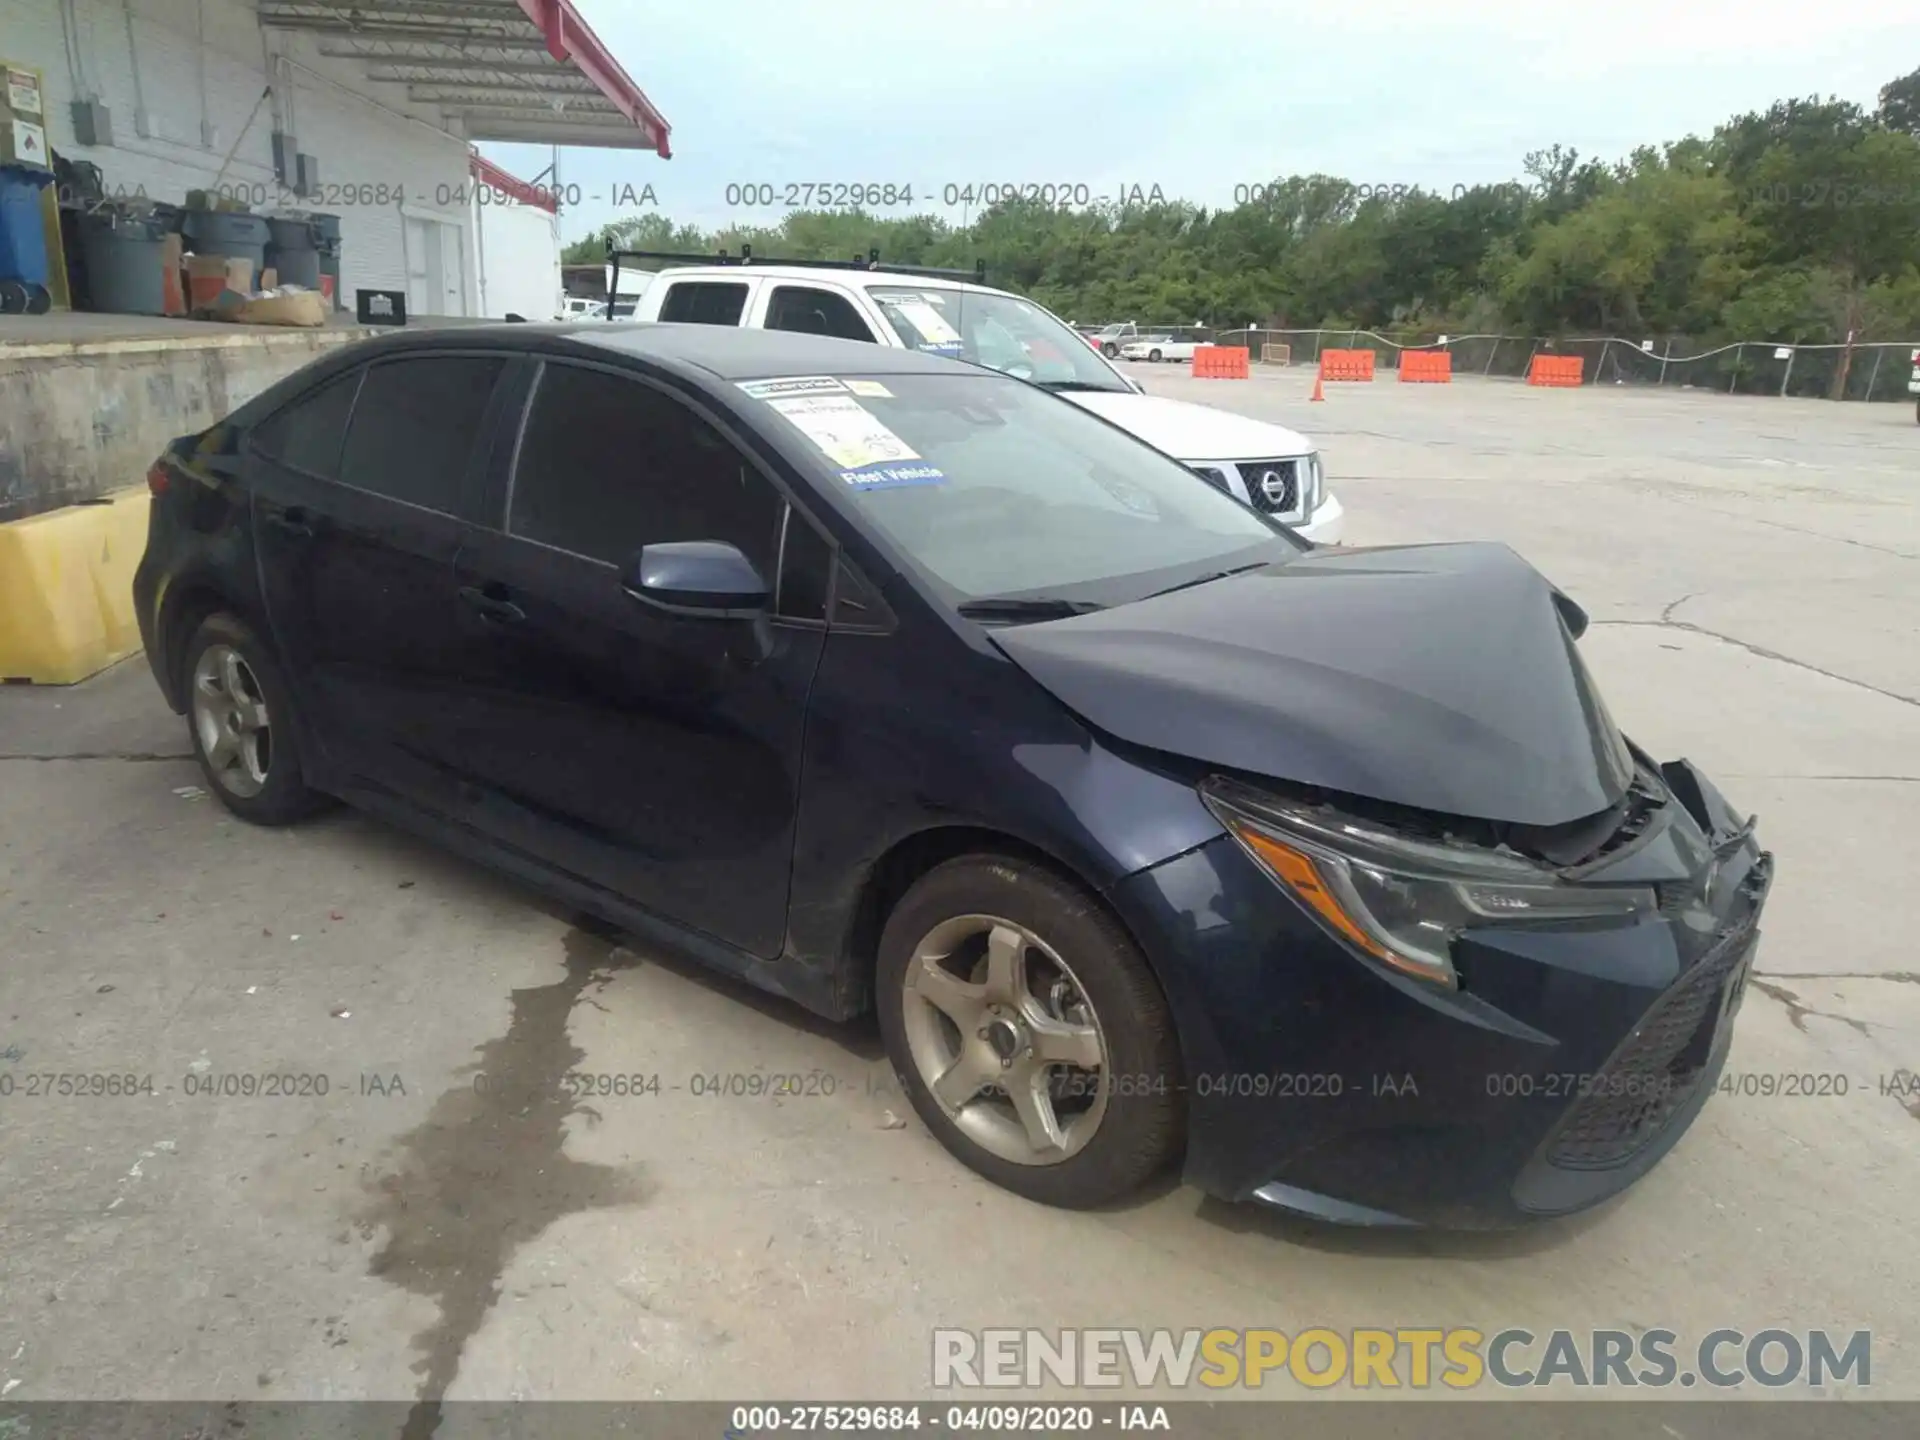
[[844, 379, 894, 397], [735, 375, 848, 400], [839, 462, 947, 491], [767, 394, 924, 472]]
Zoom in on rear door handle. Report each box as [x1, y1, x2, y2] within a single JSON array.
[[268, 507, 313, 538], [458, 585, 525, 624]]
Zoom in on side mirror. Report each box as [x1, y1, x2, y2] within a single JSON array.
[[622, 541, 769, 618]]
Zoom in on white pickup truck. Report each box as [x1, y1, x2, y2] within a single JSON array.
[[627, 262, 1344, 542], [1120, 334, 1201, 364]]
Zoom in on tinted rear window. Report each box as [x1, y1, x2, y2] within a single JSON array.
[[337, 355, 506, 514], [658, 282, 750, 325], [252, 370, 362, 478]]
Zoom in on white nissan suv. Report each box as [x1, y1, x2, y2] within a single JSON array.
[[626, 261, 1344, 543]]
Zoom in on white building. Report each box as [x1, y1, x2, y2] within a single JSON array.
[[469, 151, 560, 319], [3, 0, 669, 316]]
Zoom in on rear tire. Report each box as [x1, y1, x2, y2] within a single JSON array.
[[182, 612, 331, 826], [876, 855, 1185, 1208]]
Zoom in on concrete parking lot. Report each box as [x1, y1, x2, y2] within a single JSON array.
[[2, 367, 1917, 1423]]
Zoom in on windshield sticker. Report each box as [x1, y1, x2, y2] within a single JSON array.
[[767, 394, 922, 471], [840, 462, 947, 492], [893, 299, 962, 346], [736, 375, 848, 400], [844, 379, 894, 398]]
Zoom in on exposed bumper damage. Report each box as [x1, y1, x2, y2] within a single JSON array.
[[1109, 750, 1773, 1229]]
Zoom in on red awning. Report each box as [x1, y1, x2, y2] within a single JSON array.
[[470, 152, 559, 211], [257, 0, 672, 156]]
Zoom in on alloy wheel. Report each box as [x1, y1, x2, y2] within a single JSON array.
[[900, 914, 1111, 1165], [191, 643, 272, 799]]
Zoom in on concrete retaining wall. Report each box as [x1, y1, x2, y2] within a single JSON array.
[[0, 328, 365, 522]]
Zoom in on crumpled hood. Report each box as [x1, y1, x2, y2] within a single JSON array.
[[991, 542, 1637, 828], [1060, 390, 1315, 460]]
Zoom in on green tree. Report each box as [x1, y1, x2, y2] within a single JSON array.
[[548, 67, 1920, 348]]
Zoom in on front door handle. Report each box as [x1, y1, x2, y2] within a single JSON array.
[[458, 585, 525, 624], [268, 507, 313, 538]]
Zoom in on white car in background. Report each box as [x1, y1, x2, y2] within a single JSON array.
[[1121, 333, 1200, 363], [630, 264, 1344, 543]]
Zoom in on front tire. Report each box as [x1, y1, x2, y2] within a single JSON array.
[[183, 612, 330, 826], [876, 855, 1185, 1208]]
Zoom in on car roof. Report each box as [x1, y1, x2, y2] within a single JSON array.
[[339, 320, 988, 381]]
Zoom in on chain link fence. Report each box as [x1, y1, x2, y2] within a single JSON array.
[[1170, 328, 1920, 403]]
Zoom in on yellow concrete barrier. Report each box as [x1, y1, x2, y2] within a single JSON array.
[[0, 487, 151, 685]]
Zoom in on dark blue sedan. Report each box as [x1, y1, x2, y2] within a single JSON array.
[[134, 323, 1772, 1228]]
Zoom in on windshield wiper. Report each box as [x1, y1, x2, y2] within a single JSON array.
[[1138, 561, 1271, 601], [956, 596, 1105, 623], [1034, 379, 1125, 393]]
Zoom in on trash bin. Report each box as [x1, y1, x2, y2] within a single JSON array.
[[77, 206, 170, 316], [265, 214, 321, 289], [0, 164, 55, 315], [181, 208, 270, 276]]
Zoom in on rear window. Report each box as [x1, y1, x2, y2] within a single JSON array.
[[658, 282, 750, 325], [251, 370, 362, 478]]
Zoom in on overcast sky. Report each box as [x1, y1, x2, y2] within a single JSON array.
[[478, 0, 1920, 243]]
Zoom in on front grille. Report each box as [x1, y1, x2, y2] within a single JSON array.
[[1189, 466, 1231, 494], [1235, 459, 1300, 514], [1545, 909, 1761, 1170]]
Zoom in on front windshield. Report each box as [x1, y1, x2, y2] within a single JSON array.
[[868, 286, 1131, 392], [745, 371, 1297, 606]]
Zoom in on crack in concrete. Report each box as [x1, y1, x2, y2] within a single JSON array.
[[358, 923, 649, 1440], [1726, 774, 1920, 783], [1694, 506, 1920, 561], [1660, 591, 1702, 624], [1590, 617, 1920, 710], [1762, 971, 1920, 984], [1750, 979, 1875, 1036], [0, 751, 192, 762]]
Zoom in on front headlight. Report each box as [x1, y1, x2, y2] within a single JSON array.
[[1303, 452, 1324, 512], [1201, 777, 1654, 988]]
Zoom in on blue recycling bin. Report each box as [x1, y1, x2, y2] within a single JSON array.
[[0, 163, 55, 313]]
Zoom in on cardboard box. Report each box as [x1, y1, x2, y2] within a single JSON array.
[[186, 253, 253, 291], [160, 233, 185, 317], [237, 290, 327, 328]]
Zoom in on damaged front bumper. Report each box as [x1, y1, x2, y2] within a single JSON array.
[[1107, 756, 1773, 1228]]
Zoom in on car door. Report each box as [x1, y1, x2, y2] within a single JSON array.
[[444, 357, 832, 958], [250, 350, 519, 812]]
